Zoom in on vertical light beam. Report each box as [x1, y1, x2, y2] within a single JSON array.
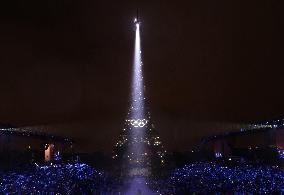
[[125, 21, 154, 194], [131, 23, 145, 120], [127, 21, 149, 177]]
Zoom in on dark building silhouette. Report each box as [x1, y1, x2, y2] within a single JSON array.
[[0, 125, 73, 166], [200, 119, 284, 161]]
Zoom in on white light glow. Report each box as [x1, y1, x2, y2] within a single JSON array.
[[127, 119, 148, 128], [126, 20, 149, 176]]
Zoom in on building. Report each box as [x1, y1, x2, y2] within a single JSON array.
[[0, 125, 74, 166], [200, 118, 284, 160]]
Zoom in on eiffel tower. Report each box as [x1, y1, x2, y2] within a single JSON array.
[[113, 16, 166, 177]]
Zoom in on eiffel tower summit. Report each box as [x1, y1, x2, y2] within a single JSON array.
[[113, 13, 166, 177]]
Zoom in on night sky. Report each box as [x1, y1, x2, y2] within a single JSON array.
[[0, 0, 283, 152]]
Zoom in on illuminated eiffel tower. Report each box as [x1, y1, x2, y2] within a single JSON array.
[[113, 16, 166, 177]]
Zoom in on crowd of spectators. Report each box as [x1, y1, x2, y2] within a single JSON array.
[[1, 162, 284, 194], [0, 162, 119, 194], [151, 162, 284, 194]]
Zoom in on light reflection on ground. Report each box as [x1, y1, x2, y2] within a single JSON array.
[[124, 177, 154, 195]]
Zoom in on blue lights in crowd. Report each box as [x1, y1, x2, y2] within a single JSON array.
[[151, 162, 284, 194], [0, 163, 113, 194], [1, 162, 284, 194]]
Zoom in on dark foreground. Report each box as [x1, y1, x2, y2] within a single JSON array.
[[1, 162, 284, 194]]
